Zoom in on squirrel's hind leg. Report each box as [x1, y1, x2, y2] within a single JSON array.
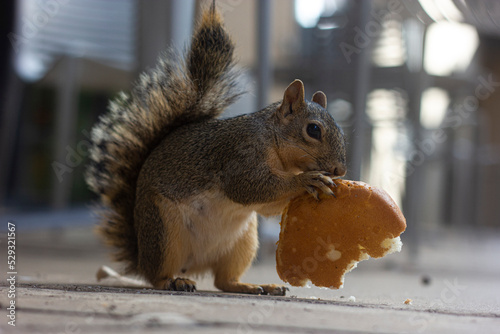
[[213, 214, 288, 296], [136, 193, 197, 292]]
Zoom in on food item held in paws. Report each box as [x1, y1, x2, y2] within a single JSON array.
[[276, 179, 406, 289]]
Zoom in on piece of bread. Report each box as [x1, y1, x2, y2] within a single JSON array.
[[276, 179, 406, 289]]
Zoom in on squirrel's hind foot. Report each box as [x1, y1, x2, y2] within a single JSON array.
[[161, 277, 197, 292], [216, 281, 288, 296], [260, 284, 289, 296]]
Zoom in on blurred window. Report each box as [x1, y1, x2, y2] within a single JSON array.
[[12, 0, 137, 82]]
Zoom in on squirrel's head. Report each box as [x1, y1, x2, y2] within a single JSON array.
[[273, 79, 347, 178]]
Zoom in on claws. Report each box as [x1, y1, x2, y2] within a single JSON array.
[[299, 171, 335, 200], [306, 186, 320, 200], [166, 277, 197, 292], [260, 284, 289, 296]]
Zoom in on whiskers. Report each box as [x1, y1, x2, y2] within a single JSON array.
[[274, 132, 320, 163]]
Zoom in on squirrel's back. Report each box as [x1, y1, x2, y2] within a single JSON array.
[[85, 6, 243, 273]]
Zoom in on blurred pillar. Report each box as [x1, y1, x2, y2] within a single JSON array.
[[51, 57, 81, 209], [476, 36, 500, 227], [169, 0, 196, 50], [256, 0, 273, 110], [402, 18, 426, 261], [349, 0, 372, 181], [0, 0, 21, 208], [137, 0, 195, 75], [0, 70, 24, 208]]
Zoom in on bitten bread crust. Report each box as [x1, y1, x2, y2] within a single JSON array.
[[276, 179, 406, 289]]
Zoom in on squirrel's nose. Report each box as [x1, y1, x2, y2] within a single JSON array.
[[333, 164, 347, 177]]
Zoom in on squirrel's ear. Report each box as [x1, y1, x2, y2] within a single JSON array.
[[279, 80, 305, 121], [312, 91, 327, 109]]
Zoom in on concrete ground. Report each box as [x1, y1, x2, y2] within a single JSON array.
[[1, 216, 499, 333]]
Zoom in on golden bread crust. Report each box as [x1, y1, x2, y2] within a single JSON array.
[[276, 179, 406, 289]]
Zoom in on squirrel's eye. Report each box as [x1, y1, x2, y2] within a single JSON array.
[[306, 123, 321, 140]]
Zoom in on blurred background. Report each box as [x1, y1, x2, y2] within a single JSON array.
[[0, 0, 499, 255]]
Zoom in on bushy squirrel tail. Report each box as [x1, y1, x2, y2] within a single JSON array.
[[85, 5, 243, 274]]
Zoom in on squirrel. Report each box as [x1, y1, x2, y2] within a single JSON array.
[[85, 3, 346, 296]]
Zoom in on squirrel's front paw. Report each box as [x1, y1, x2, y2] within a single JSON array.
[[297, 171, 335, 200]]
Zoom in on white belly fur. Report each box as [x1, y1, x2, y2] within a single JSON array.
[[177, 191, 257, 272]]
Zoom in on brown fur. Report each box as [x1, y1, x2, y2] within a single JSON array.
[[86, 4, 346, 295], [85, 3, 243, 275]]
